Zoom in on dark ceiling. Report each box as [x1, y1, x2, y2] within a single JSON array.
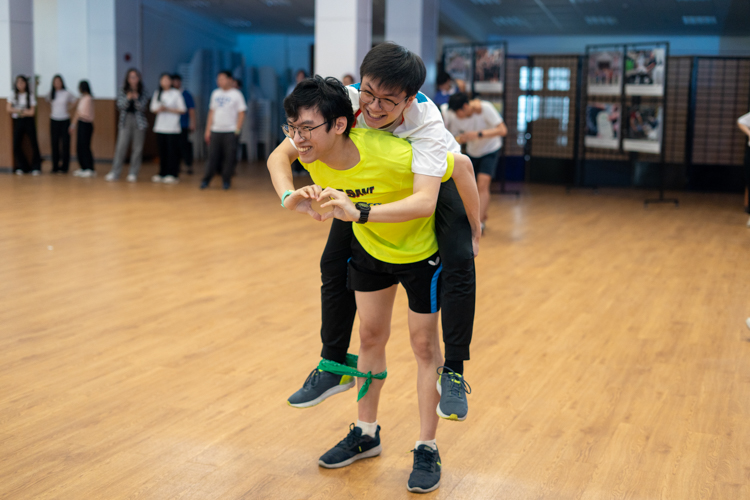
[[165, 0, 750, 38]]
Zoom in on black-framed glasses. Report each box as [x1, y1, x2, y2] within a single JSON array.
[[282, 121, 330, 140], [358, 89, 408, 112]]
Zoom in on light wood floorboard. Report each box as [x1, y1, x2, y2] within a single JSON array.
[[1, 162, 749, 499]]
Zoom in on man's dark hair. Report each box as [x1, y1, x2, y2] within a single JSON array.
[[359, 42, 425, 98], [171, 73, 181, 81], [218, 70, 233, 79], [448, 92, 470, 112], [283, 75, 354, 137], [437, 71, 451, 87]]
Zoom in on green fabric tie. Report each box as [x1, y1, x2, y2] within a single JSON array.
[[318, 353, 387, 401]]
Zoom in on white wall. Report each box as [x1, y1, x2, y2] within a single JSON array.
[[33, 0, 117, 99], [1, 0, 34, 98], [141, 0, 236, 91]]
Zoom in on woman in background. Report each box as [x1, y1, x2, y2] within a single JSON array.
[[106, 68, 149, 182], [47, 74, 77, 174], [6, 75, 42, 175], [70, 80, 95, 177], [150, 73, 186, 184]]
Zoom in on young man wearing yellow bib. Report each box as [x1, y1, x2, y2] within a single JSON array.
[[277, 76, 470, 493]]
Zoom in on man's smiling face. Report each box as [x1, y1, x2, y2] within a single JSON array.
[[287, 106, 334, 164], [358, 76, 412, 130]]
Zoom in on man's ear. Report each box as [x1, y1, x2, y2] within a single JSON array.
[[334, 116, 348, 135], [404, 96, 416, 110]]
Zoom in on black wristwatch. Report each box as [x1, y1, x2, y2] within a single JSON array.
[[477, 130, 484, 138], [355, 202, 370, 224]]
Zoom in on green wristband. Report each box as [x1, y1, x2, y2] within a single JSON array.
[[281, 189, 294, 208]]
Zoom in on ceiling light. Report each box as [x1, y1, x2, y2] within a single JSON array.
[[585, 16, 618, 25], [298, 17, 315, 27], [492, 16, 528, 27], [682, 15, 717, 24]]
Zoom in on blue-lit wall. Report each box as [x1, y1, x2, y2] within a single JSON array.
[[234, 34, 315, 80]]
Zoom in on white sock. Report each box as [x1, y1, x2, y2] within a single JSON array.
[[356, 420, 378, 438], [415, 439, 437, 451]]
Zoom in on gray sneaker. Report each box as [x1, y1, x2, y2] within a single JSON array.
[[436, 367, 471, 421], [287, 367, 355, 408]]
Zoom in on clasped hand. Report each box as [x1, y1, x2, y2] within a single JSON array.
[[284, 185, 360, 222]]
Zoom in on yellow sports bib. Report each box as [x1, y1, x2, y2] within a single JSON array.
[[300, 128, 453, 264]]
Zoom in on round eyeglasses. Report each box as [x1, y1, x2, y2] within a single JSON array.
[[282, 121, 330, 141], [358, 89, 408, 112]]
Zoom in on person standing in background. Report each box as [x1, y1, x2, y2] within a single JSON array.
[[69, 81, 95, 177], [172, 74, 195, 175], [737, 111, 750, 227], [47, 75, 76, 174], [432, 71, 454, 108], [106, 69, 149, 182], [443, 92, 507, 234], [201, 70, 246, 190], [7, 75, 42, 175], [150, 73, 186, 184], [342, 74, 355, 86]]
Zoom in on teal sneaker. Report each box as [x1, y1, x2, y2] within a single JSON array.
[[436, 366, 471, 421], [287, 366, 355, 408], [318, 424, 382, 468], [407, 445, 441, 493]]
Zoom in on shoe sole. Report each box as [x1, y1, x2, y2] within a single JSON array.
[[318, 444, 382, 469], [407, 480, 440, 493], [436, 380, 467, 421], [287, 380, 355, 408]]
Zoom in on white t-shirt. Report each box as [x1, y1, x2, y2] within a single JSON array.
[[346, 84, 460, 178], [442, 100, 503, 158], [738, 112, 750, 146], [150, 88, 186, 134], [10, 92, 36, 119], [48, 89, 77, 121], [209, 88, 247, 133]]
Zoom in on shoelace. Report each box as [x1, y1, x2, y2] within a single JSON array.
[[436, 366, 472, 398], [337, 423, 361, 448], [302, 368, 321, 389], [411, 446, 437, 471]]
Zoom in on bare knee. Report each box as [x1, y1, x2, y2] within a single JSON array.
[[410, 330, 439, 361], [360, 325, 388, 351]]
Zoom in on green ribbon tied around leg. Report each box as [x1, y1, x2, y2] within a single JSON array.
[[318, 353, 387, 402]]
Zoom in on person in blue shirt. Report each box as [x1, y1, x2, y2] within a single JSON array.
[[172, 74, 195, 174], [432, 71, 455, 108]]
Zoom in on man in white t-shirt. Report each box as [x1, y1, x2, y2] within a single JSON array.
[[737, 112, 750, 226], [442, 93, 507, 232], [201, 70, 247, 190]]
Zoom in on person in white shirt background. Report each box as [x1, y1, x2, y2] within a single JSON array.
[[150, 73, 187, 184], [6, 75, 43, 175], [442, 92, 507, 233], [47, 75, 77, 174], [736, 111, 750, 227], [200, 70, 247, 190], [69, 80, 96, 177]]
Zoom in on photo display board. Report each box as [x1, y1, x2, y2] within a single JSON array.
[[625, 48, 666, 96], [474, 44, 505, 94], [585, 102, 621, 149], [444, 46, 473, 91], [587, 49, 623, 96], [623, 104, 663, 153]]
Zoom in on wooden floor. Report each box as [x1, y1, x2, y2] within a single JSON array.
[[1, 162, 749, 500]]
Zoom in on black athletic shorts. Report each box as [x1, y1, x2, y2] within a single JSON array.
[[347, 237, 443, 314], [470, 150, 500, 178]]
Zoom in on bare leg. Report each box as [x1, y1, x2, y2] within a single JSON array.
[[476, 172, 492, 225], [408, 309, 442, 441], [355, 286, 398, 423]]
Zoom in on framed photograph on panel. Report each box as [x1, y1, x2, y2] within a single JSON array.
[[474, 44, 505, 93], [444, 46, 473, 92], [624, 48, 666, 96], [587, 50, 623, 95], [623, 104, 662, 153], [584, 102, 620, 149]]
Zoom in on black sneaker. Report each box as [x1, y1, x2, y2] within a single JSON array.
[[318, 423, 382, 468], [200, 180, 209, 189], [436, 367, 471, 421], [407, 445, 441, 493], [287, 367, 355, 408], [223, 180, 231, 190]]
